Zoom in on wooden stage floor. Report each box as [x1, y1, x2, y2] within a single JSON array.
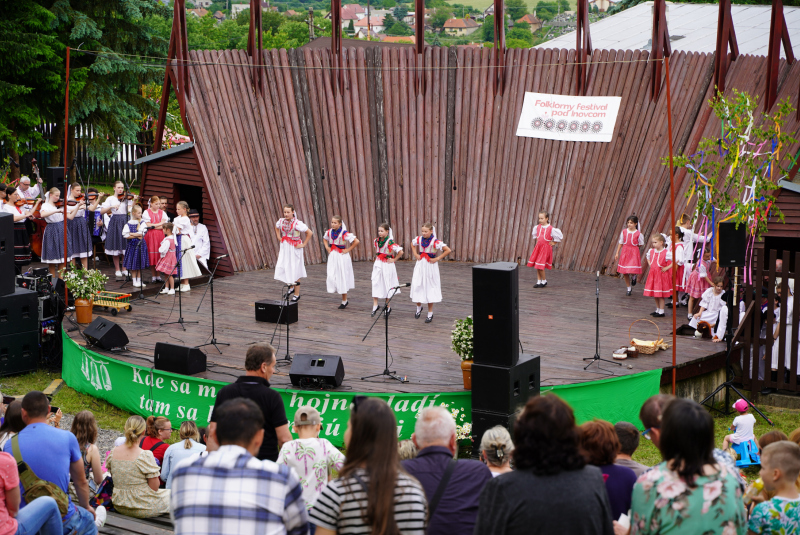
[[62, 261, 726, 394]]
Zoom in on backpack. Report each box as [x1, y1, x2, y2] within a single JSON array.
[[11, 435, 70, 516]]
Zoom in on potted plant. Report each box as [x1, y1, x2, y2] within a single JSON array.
[[59, 268, 108, 324], [451, 315, 474, 390]]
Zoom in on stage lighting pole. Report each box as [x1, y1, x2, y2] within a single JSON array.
[[665, 55, 677, 395]]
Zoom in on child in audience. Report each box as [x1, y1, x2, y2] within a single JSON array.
[[745, 430, 791, 510], [70, 410, 105, 497], [748, 441, 800, 534], [722, 398, 757, 452]]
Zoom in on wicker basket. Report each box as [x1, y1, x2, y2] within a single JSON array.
[[629, 319, 661, 355]]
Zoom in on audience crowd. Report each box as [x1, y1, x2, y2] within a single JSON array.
[[4, 342, 800, 535]]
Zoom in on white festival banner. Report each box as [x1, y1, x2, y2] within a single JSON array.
[[516, 92, 622, 142]]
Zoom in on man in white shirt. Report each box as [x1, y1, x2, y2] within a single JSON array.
[[188, 209, 210, 269], [17, 175, 43, 200]]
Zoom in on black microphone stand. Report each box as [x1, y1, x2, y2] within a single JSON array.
[[271, 283, 295, 365], [160, 240, 198, 331], [584, 271, 622, 371], [196, 256, 229, 353], [361, 286, 408, 383]]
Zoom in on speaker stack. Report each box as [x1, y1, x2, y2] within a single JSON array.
[[46, 167, 66, 198], [470, 262, 540, 449]]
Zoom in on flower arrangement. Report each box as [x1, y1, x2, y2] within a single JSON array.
[[59, 268, 108, 301], [451, 315, 474, 361], [415, 403, 472, 442]]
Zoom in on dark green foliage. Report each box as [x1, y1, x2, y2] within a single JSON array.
[[482, 14, 494, 42], [386, 21, 414, 35], [534, 0, 569, 20], [507, 26, 533, 44], [505, 0, 527, 20], [393, 5, 409, 20]]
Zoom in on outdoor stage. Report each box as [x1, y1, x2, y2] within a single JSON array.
[[62, 261, 727, 394]]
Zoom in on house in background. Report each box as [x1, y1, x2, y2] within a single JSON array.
[[285, 9, 301, 16], [213, 10, 226, 21], [355, 28, 382, 39], [381, 35, 416, 44], [191, 0, 212, 7], [588, 0, 617, 12], [517, 13, 543, 31], [443, 17, 480, 36], [354, 16, 386, 34], [188, 7, 209, 18]]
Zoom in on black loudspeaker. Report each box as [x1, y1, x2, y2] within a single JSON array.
[[472, 262, 519, 367], [472, 354, 540, 414], [0, 287, 39, 336], [46, 167, 66, 197], [470, 409, 518, 449], [255, 299, 298, 324], [84, 318, 129, 351], [289, 354, 345, 388], [0, 330, 39, 376], [154, 342, 207, 375], [0, 213, 14, 296], [718, 222, 746, 268]]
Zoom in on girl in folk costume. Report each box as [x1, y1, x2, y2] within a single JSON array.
[[685, 248, 722, 321], [371, 223, 403, 317], [40, 188, 80, 277], [122, 204, 150, 288], [643, 234, 673, 318], [172, 201, 203, 292], [101, 181, 132, 279], [689, 276, 728, 343], [143, 196, 169, 284], [2, 187, 41, 272], [666, 227, 689, 310], [410, 222, 452, 323], [67, 182, 99, 269], [274, 204, 313, 302], [323, 215, 359, 309], [85, 187, 106, 260], [769, 278, 795, 375], [156, 223, 178, 295], [613, 215, 644, 296], [526, 211, 563, 288]]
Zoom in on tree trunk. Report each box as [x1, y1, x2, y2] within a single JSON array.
[[8, 148, 20, 183]]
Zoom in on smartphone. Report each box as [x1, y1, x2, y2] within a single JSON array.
[[50, 406, 59, 414], [2, 397, 14, 405]]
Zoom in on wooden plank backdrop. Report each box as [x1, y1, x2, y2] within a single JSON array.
[[167, 48, 800, 274]]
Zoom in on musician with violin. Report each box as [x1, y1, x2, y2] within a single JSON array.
[[17, 163, 43, 201], [67, 182, 103, 269], [2, 187, 41, 272], [40, 188, 83, 277], [101, 181, 135, 279]]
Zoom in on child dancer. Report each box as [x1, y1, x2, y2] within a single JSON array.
[[156, 223, 178, 295], [39, 188, 80, 277], [323, 215, 359, 309], [143, 196, 169, 284], [274, 204, 313, 302], [689, 276, 727, 342], [613, 215, 644, 296], [122, 204, 150, 288], [172, 201, 203, 292], [685, 248, 714, 320], [410, 223, 451, 323], [371, 223, 403, 317], [85, 188, 106, 262], [643, 234, 673, 317], [100, 181, 131, 279], [66, 182, 98, 269], [526, 211, 563, 288]]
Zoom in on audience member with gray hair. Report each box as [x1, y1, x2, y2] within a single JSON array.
[[480, 426, 514, 477], [402, 406, 492, 535]]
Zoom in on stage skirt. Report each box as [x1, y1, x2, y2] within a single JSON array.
[[156, 251, 178, 276], [410, 258, 443, 304], [526, 241, 553, 270], [105, 214, 127, 256], [372, 258, 400, 299], [13, 222, 31, 267], [675, 265, 686, 292], [68, 216, 92, 259], [176, 234, 202, 279], [685, 269, 711, 299], [123, 238, 150, 271], [145, 228, 165, 266], [643, 266, 673, 298], [616, 244, 642, 275], [274, 240, 307, 284], [41, 221, 66, 264], [326, 250, 355, 295]]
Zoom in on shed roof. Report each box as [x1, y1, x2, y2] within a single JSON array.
[[134, 142, 194, 166]]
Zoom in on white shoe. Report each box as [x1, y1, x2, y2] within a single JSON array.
[[140, 282, 147, 288], [180, 284, 191, 292], [168, 289, 175, 295], [132, 281, 141, 288], [151, 277, 158, 283], [121, 270, 129, 276], [160, 287, 169, 294], [95, 505, 107, 528], [115, 271, 123, 278], [94, 256, 100, 261]]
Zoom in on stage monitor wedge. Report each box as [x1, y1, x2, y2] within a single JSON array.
[[472, 354, 540, 414], [84, 318, 129, 351], [255, 299, 298, 324], [154, 343, 207, 375], [718, 222, 747, 268], [290, 354, 345, 388], [0, 214, 14, 297], [472, 262, 519, 367]]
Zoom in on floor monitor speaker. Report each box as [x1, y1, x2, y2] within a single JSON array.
[[471, 354, 540, 414], [255, 299, 298, 324], [46, 167, 66, 198], [290, 354, 345, 388], [154, 343, 207, 375], [84, 318, 129, 351], [472, 262, 519, 367], [0, 287, 39, 336], [0, 330, 39, 377], [0, 213, 14, 296], [718, 222, 747, 268]]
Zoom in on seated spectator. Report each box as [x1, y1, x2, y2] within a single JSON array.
[[480, 426, 514, 477], [277, 406, 344, 516], [744, 430, 791, 509], [175, 414, 221, 471], [614, 422, 648, 477], [403, 406, 491, 535], [748, 441, 800, 535], [139, 416, 171, 466], [0, 466, 63, 535], [474, 395, 614, 535], [398, 439, 417, 461], [0, 404, 23, 450], [160, 421, 206, 489], [625, 398, 745, 535], [69, 411, 104, 500], [579, 420, 637, 521], [2, 391, 100, 535], [311, 397, 427, 535], [171, 398, 309, 535], [107, 415, 170, 518]]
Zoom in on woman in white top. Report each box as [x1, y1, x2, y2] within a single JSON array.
[[160, 421, 206, 489], [172, 201, 203, 292], [40, 188, 82, 277], [2, 187, 40, 271], [100, 181, 132, 278], [67, 182, 100, 269], [274, 204, 313, 302]]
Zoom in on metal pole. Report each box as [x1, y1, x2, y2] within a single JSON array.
[[63, 46, 71, 305], [664, 55, 677, 395]]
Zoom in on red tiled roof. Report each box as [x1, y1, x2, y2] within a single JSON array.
[[443, 18, 480, 29], [189, 8, 209, 17], [517, 14, 541, 24], [344, 4, 366, 13], [354, 16, 384, 27], [286, 9, 300, 16], [381, 35, 416, 44]]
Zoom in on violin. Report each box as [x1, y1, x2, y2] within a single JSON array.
[[14, 199, 38, 207], [54, 200, 81, 208], [74, 193, 85, 201], [86, 192, 103, 201], [117, 193, 135, 201]]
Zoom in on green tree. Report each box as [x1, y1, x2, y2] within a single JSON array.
[[236, 8, 251, 25], [592, 4, 600, 13], [507, 26, 533, 44], [505, 37, 529, 48], [263, 11, 288, 34], [431, 6, 454, 29], [346, 19, 356, 35], [386, 21, 414, 35], [393, 6, 409, 20], [506, 0, 528, 20], [383, 13, 398, 27], [515, 20, 530, 29], [482, 14, 494, 42]]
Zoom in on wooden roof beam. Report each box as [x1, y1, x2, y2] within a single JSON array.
[[330, 0, 343, 93], [154, 0, 191, 152], [493, 0, 505, 95], [713, 0, 739, 94], [247, 0, 264, 95], [575, 0, 592, 96], [650, 0, 671, 101], [765, 0, 795, 112]]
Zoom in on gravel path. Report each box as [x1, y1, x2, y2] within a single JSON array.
[[58, 413, 123, 458]]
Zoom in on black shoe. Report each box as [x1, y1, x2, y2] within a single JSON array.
[[653, 312, 665, 317], [650, 311, 659, 317], [291, 295, 300, 302], [631, 275, 637, 287], [425, 315, 433, 323], [385, 307, 392, 317], [371, 308, 379, 317], [338, 301, 348, 309], [415, 310, 421, 319], [666, 301, 674, 309], [534, 283, 542, 288], [626, 290, 632, 296], [541, 281, 547, 288]]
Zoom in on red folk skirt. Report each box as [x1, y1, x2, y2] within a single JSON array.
[[527, 241, 553, 270]]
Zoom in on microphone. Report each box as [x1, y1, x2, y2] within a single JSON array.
[[215, 254, 228, 260], [185, 245, 195, 250], [393, 283, 411, 288]]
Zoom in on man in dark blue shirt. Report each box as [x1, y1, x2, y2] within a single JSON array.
[[402, 406, 492, 535]]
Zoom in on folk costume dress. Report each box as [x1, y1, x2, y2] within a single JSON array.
[[156, 235, 178, 276], [172, 216, 203, 279], [143, 208, 168, 267], [685, 258, 712, 299], [324, 225, 356, 295], [67, 197, 93, 261], [275, 216, 309, 285], [102, 196, 131, 256], [372, 232, 403, 299], [2, 202, 32, 267], [526, 224, 563, 270], [770, 286, 794, 371], [643, 248, 672, 298], [122, 220, 150, 271], [616, 228, 644, 275], [410, 232, 446, 304], [40, 203, 67, 264], [689, 288, 728, 341]]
